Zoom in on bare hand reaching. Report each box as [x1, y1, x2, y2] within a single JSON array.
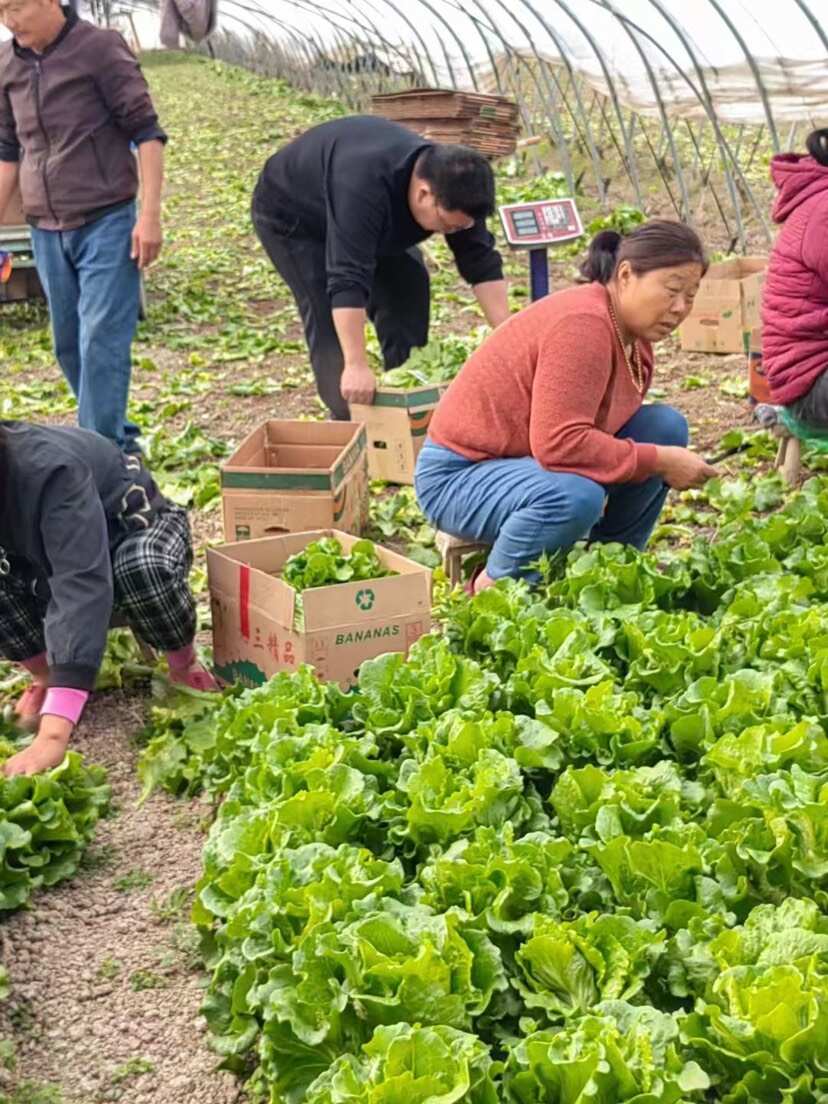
[[3, 726, 71, 777], [656, 446, 718, 491]]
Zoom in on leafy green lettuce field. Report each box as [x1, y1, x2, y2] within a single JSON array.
[[135, 472, 828, 1103]]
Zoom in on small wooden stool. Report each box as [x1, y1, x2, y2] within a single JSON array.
[[773, 426, 802, 486], [435, 531, 490, 588]]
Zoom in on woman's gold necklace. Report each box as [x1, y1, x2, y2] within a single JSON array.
[[607, 297, 645, 394]]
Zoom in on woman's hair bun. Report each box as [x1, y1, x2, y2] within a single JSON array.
[[579, 229, 623, 284]]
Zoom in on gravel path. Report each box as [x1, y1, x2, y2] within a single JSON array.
[[0, 692, 241, 1104]]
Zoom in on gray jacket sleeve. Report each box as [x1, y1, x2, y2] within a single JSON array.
[[40, 464, 113, 691], [94, 31, 168, 146]]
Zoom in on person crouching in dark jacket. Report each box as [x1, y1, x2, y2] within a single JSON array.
[[0, 421, 217, 777]]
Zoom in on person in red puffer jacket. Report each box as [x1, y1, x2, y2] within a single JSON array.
[[763, 129, 828, 426]]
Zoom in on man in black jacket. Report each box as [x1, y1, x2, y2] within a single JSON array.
[[252, 115, 510, 420]]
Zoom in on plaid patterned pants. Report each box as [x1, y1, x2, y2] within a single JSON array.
[[0, 507, 196, 662]]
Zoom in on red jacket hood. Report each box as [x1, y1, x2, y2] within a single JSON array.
[[771, 153, 828, 223]]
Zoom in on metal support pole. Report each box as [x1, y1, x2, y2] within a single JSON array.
[[529, 248, 549, 300]]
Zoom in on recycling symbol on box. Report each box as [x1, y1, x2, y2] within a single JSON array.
[[355, 588, 375, 612]]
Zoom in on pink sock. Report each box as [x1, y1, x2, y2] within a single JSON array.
[[20, 652, 49, 677], [166, 642, 196, 672]]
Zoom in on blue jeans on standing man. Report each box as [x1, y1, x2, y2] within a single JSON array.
[[31, 202, 141, 453], [415, 404, 688, 580]]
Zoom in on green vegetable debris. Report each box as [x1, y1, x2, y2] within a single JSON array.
[[381, 331, 488, 390]]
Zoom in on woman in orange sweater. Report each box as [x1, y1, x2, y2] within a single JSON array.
[[415, 220, 717, 592]]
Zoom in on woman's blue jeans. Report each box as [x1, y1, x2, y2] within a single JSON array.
[[414, 404, 688, 579]]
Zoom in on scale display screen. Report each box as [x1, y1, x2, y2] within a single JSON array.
[[499, 198, 583, 248]]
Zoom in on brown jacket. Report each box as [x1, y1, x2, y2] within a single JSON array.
[[0, 7, 166, 230]]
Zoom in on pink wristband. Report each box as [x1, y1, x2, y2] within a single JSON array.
[[41, 688, 90, 726]]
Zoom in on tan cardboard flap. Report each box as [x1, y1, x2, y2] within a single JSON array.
[[741, 270, 766, 329], [224, 420, 362, 472], [207, 545, 296, 629], [301, 570, 431, 632], [205, 544, 239, 597], [264, 420, 358, 448], [248, 561, 295, 628], [225, 424, 266, 468], [264, 444, 342, 470], [222, 492, 336, 541], [695, 256, 767, 301], [701, 256, 766, 284], [213, 531, 332, 570]]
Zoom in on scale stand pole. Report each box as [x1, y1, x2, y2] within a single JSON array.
[[529, 247, 549, 301]]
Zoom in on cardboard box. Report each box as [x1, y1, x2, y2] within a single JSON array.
[[679, 256, 767, 354], [208, 529, 432, 688], [221, 420, 369, 542], [746, 326, 771, 405], [350, 382, 451, 484]]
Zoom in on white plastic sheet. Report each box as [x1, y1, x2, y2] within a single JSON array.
[[5, 1, 826, 126], [197, 0, 828, 126]]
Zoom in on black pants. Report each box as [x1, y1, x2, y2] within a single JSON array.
[[252, 206, 430, 419]]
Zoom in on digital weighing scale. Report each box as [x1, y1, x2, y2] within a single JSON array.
[[498, 197, 584, 301]]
